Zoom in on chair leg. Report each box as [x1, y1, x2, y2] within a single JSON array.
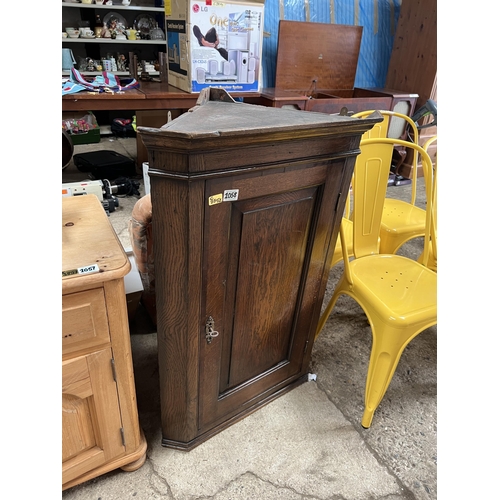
[[361, 321, 423, 428], [315, 278, 345, 339], [316, 278, 434, 428]]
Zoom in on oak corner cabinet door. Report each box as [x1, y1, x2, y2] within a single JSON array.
[[138, 100, 380, 450]]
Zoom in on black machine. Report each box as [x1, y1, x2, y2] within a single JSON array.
[[73, 150, 137, 180], [410, 99, 437, 130]]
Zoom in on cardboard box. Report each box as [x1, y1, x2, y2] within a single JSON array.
[[166, 0, 264, 93], [62, 111, 100, 145]]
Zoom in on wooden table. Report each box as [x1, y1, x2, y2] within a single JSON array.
[[140, 82, 261, 109], [62, 82, 262, 112], [62, 82, 263, 169], [62, 87, 147, 112]]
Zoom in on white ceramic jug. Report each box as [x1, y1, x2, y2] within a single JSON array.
[[62, 48, 76, 70]]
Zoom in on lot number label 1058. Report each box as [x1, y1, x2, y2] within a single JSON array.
[[209, 189, 240, 206], [223, 189, 239, 201]]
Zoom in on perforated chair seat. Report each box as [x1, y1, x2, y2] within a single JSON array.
[[379, 199, 426, 253], [344, 254, 437, 323]]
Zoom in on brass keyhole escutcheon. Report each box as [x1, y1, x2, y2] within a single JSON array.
[[205, 316, 219, 344]]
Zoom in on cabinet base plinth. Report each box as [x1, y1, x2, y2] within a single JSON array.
[[62, 430, 148, 491], [161, 375, 308, 451]]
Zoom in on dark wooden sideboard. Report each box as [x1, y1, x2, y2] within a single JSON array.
[[62, 82, 262, 169], [61, 82, 262, 112], [244, 21, 418, 120], [138, 89, 381, 450]]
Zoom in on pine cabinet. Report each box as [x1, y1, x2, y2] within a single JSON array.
[[62, 195, 147, 490], [139, 89, 381, 450]]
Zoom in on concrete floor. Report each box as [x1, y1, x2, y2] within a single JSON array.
[[62, 135, 437, 500]]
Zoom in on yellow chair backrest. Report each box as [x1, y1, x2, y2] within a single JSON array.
[[353, 109, 418, 141], [421, 135, 438, 270], [422, 135, 437, 216], [351, 138, 434, 266], [353, 110, 420, 204], [351, 140, 394, 259], [353, 112, 390, 140]]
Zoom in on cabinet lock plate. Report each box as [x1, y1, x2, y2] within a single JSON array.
[[205, 316, 219, 344]]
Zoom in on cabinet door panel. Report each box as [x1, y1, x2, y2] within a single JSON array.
[[199, 162, 342, 430], [226, 190, 315, 387], [62, 348, 124, 485]]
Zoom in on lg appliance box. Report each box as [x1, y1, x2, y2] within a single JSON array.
[[166, 0, 264, 93]]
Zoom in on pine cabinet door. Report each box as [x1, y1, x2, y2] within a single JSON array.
[[62, 348, 124, 485]]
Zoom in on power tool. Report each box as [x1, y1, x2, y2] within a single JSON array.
[[62, 177, 140, 215], [410, 99, 437, 129]]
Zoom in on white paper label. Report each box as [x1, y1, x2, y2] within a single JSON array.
[[223, 189, 239, 202], [77, 264, 100, 275]]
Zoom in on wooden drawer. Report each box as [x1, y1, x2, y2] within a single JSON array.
[[62, 288, 110, 358]]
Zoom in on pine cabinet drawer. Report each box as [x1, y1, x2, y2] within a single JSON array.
[[62, 288, 110, 357]]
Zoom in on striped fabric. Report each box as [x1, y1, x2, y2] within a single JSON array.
[[62, 68, 140, 95]]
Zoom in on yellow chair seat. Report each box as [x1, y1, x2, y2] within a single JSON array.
[[346, 254, 437, 323], [379, 199, 426, 253]]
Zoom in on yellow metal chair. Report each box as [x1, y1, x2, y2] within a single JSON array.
[[316, 137, 437, 428], [330, 112, 391, 267], [417, 135, 437, 271], [331, 183, 353, 267], [353, 110, 426, 256]]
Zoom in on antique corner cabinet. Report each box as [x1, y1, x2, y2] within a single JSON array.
[[62, 195, 147, 490], [139, 89, 381, 451]]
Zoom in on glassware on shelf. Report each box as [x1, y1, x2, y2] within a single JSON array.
[[95, 14, 104, 38], [149, 23, 165, 40]]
